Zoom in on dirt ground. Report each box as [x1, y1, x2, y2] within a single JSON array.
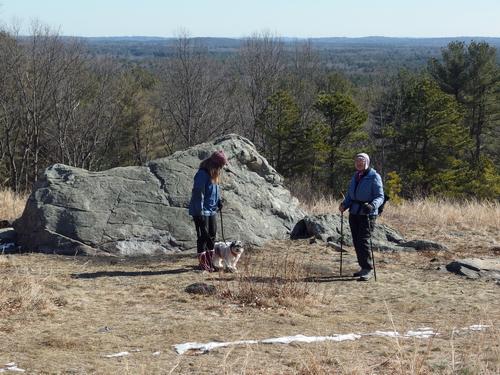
[[0, 229, 498, 374]]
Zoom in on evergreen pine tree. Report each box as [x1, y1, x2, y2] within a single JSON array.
[[314, 93, 367, 192]]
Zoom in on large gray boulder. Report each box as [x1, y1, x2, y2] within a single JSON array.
[[14, 134, 305, 256]]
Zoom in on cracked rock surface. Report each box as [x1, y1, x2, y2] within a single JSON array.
[[14, 134, 305, 256]]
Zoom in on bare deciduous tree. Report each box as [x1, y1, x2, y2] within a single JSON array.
[[288, 39, 322, 126], [60, 58, 122, 171], [156, 32, 235, 149], [236, 31, 284, 145], [0, 23, 126, 191], [0, 30, 25, 191]]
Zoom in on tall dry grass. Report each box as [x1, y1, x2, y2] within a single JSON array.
[[301, 196, 500, 243], [0, 189, 27, 222], [383, 198, 500, 235], [216, 251, 331, 309], [1, 187, 498, 238]]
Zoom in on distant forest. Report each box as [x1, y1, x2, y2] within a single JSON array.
[[2, 26, 499, 199]]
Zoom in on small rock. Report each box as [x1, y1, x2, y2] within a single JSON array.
[[185, 283, 217, 295]]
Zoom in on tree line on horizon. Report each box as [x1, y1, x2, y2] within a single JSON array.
[[0, 24, 498, 200]]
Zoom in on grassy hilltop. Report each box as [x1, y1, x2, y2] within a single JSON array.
[[0, 190, 498, 374]]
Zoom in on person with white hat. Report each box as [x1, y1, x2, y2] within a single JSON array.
[[339, 153, 384, 281]]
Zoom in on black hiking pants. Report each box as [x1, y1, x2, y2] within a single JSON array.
[[193, 215, 217, 253], [349, 214, 376, 271]]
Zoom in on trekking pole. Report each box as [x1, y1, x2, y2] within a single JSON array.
[[340, 211, 344, 276], [368, 217, 377, 281]]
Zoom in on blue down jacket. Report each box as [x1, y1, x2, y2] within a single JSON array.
[[342, 168, 384, 216], [188, 168, 220, 217]]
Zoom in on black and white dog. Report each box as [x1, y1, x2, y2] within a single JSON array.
[[212, 241, 244, 272]]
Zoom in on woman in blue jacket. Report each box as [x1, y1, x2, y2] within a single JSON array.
[[339, 153, 384, 281], [189, 150, 227, 271]]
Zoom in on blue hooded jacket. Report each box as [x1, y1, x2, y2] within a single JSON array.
[[342, 168, 384, 216], [188, 168, 220, 217]]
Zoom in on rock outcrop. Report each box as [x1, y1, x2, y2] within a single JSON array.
[[446, 258, 500, 282], [14, 134, 305, 256], [291, 214, 447, 252]]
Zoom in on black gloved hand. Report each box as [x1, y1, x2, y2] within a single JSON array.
[[217, 199, 223, 211], [363, 203, 374, 214]]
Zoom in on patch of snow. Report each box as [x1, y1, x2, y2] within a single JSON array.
[[454, 324, 490, 333], [371, 331, 401, 337], [170, 323, 491, 355], [1, 363, 25, 372], [104, 351, 130, 358], [467, 325, 489, 331], [174, 340, 258, 355], [261, 333, 360, 345], [405, 330, 437, 338], [174, 334, 360, 354]]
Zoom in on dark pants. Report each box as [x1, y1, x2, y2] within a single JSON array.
[[349, 214, 376, 270], [193, 215, 217, 254]]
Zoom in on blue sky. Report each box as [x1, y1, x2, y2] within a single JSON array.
[[1, 0, 499, 38]]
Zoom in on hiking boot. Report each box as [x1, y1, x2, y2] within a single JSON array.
[[358, 269, 374, 281], [353, 269, 367, 277]]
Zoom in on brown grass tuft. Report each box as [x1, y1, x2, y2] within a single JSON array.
[[216, 251, 330, 309], [0, 256, 59, 317]]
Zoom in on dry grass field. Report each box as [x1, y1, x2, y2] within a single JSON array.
[[0, 189, 499, 374]]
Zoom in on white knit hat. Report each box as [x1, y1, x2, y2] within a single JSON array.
[[355, 153, 370, 169]]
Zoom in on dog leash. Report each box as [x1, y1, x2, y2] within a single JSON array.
[[219, 207, 226, 243]]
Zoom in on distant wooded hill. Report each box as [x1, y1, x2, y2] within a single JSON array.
[[71, 36, 500, 59], [79, 35, 500, 46]]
